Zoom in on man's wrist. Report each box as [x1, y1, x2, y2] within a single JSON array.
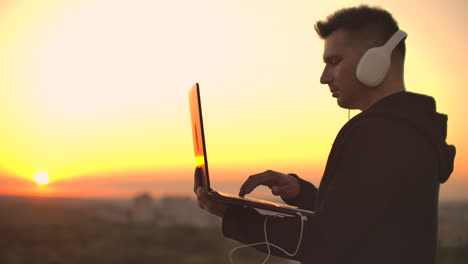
[[282, 173, 302, 204]]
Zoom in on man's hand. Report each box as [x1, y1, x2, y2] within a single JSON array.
[[193, 168, 228, 218], [239, 170, 300, 201]]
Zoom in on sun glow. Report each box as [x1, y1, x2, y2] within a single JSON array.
[[34, 171, 50, 185]]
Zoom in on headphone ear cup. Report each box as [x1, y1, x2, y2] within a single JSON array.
[[356, 47, 391, 87], [356, 30, 407, 87]]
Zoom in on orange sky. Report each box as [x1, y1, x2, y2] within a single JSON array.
[[0, 0, 467, 200]]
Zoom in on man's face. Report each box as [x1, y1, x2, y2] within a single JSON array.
[[320, 28, 369, 110]]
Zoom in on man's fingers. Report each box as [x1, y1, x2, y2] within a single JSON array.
[[196, 186, 214, 210], [271, 186, 281, 196], [196, 186, 208, 209], [240, 181, 260, 197], [271, 177, 300, 200], [194, 168, 202, 194], [271, 185, 288, 196], [196, 186, 227, 217], [239, 175, 264, 197], [239, 176, 255, 197], [239, 170, 277, 197], [196, 186, 204, 200]]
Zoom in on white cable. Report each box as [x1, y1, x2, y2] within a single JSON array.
[[229, 212, 307, 264], [262, 215, 272, 264]]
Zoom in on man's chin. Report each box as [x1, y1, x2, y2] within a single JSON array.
[[336, 98, 346, 108], [337, 98, 352, 109]]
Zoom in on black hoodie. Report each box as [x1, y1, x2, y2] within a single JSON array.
[[222, 91, 456, 264], [364, 91, 456, 183]]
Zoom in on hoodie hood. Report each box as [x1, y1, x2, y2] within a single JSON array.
[[366, 91, 456, 183]]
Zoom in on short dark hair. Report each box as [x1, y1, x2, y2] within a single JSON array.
[[315, 5, 405, 58]]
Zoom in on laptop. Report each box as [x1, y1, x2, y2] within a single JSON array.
[[189, 83, 315, 218]]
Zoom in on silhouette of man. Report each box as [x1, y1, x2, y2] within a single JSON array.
[[194, 5, 456, 264]]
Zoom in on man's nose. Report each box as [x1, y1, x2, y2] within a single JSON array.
[[320, 67, 332, 84]]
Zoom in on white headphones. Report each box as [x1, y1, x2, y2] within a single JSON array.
[[356, 30, 407, 87]]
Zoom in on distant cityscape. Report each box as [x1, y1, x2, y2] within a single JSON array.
[[71, 192, 468, 248], [0, 193, 467, 247], [92, 192, 221, 228]]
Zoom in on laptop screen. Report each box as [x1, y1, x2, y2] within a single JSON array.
[[189, 83, 211, 190]]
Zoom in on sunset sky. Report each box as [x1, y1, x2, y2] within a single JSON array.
[[0, 0, 466, 200]]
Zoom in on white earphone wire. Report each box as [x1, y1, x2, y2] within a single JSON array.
[[229, 212, 306, 264]]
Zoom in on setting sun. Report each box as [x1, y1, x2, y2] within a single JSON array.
[[34, 171, 50, 185]]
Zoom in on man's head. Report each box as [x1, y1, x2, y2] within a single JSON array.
[[315, 5, 406, 110]]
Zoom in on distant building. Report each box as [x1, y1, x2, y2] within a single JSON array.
[[438, 201, 468, 247], [131, 192, 155, 224], [156, 196, 220, 227]]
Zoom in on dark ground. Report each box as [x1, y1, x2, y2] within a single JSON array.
[[0, 195, 466, 264]]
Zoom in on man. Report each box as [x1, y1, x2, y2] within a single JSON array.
[[195, 5, 456, 264]]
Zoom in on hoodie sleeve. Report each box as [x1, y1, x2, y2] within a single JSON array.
[[222, 205, 308, 262], [222, 117, 440, 263]]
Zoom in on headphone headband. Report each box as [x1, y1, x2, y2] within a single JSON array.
[[383, 30, 407, 52]]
